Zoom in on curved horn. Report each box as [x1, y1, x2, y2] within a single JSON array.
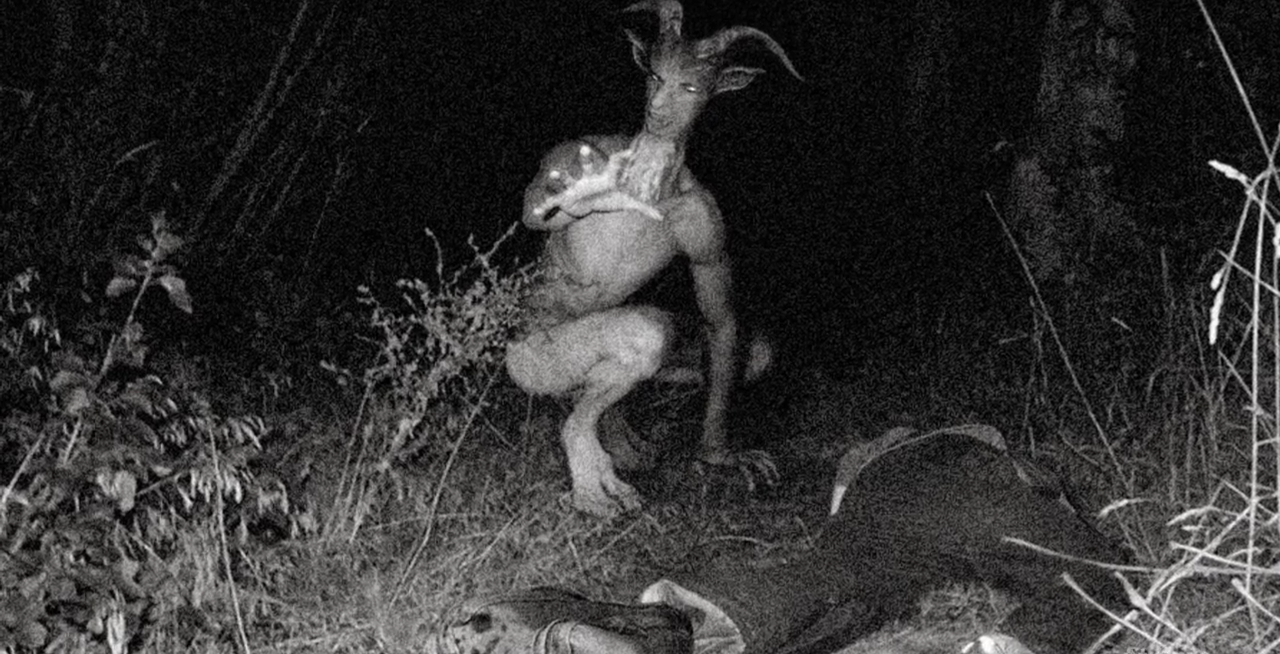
[[624, 0, 684, 41], [694, 25, 804, 80]]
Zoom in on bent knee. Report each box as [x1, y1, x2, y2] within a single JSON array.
[[506, 310, 673, 393], [608, 309, 673, 376], [506, 338, 573, 395]]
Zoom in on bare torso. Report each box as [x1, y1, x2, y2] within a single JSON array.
[[538, 210, 679, 315]]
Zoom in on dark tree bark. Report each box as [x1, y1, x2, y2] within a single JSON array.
[[903, 0, 955, 209], [1007, 0, 1140, 339]]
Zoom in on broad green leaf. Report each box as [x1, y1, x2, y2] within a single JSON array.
[[154, 231, 184, 258], [157, 275, 193, 313], [63, 387, 91, 415], [95, 470, 137, 512], [106, 277, 138, 298]]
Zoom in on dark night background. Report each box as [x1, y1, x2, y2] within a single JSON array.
[[3, 4, 1280, 651], [0, 0, 1272, 396]]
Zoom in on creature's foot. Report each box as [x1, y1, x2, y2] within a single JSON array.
[[600, 431, 659, 472], [599, 411, 659, 472], [572, 472, 643, 518], [698, 448, 780, 491]]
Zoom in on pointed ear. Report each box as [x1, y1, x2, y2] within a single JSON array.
[[714, 66, 765, 94], [626, 30, 651, 71]]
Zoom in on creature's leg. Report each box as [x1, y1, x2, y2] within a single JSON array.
[[599, 406, 658, 472], [506, 307, 672, 517]]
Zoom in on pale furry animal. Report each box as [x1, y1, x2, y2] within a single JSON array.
[[529, 141, 664, 223]]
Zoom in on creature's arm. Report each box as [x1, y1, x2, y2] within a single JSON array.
[[691, 256, 737, 462], [523, 142, 663, 231], [668, 189, 737, 461]]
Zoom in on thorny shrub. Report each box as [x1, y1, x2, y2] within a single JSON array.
[[0, 216, 301, 652], [317, 226, 531, 534]]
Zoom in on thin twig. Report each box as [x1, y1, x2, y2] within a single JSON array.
[[984, 193, 1123, 479], [195, 0, 312, 232], [390, 374, 497, 605], [1, 429, 47, 529], [209, 429, 253, 654]]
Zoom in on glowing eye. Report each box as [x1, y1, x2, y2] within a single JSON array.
[[683, 84, 700, 93]]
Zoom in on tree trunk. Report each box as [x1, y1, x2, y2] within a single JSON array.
[[1008, 0, 1139, 322], [903, 0, 954, 209]]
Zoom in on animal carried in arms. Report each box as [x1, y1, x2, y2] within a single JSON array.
[[505, 0, 803, 517]]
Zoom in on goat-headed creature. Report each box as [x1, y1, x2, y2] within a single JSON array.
[[506, 0, 802, 517]]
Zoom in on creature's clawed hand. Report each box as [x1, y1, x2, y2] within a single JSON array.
[[531, 144, 663, 222], [697, 448, 780, 492]]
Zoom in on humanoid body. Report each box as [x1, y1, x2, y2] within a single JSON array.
[[505, 0, 801, 516]]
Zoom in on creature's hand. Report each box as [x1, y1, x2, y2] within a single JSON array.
[[531, 145, 663, 222]]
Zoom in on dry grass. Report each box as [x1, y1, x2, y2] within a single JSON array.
[[1073, 6, 1280, 652], [232, 415, 825, 654], [4, 4, 1278, 653], [8, 215, 1270, 653]]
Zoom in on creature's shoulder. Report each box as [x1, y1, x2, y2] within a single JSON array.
[[665, 194, 726, 263], [673, 166, 707, 196]]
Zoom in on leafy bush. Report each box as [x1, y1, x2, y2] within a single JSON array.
[[0, 217, 299, 652]]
